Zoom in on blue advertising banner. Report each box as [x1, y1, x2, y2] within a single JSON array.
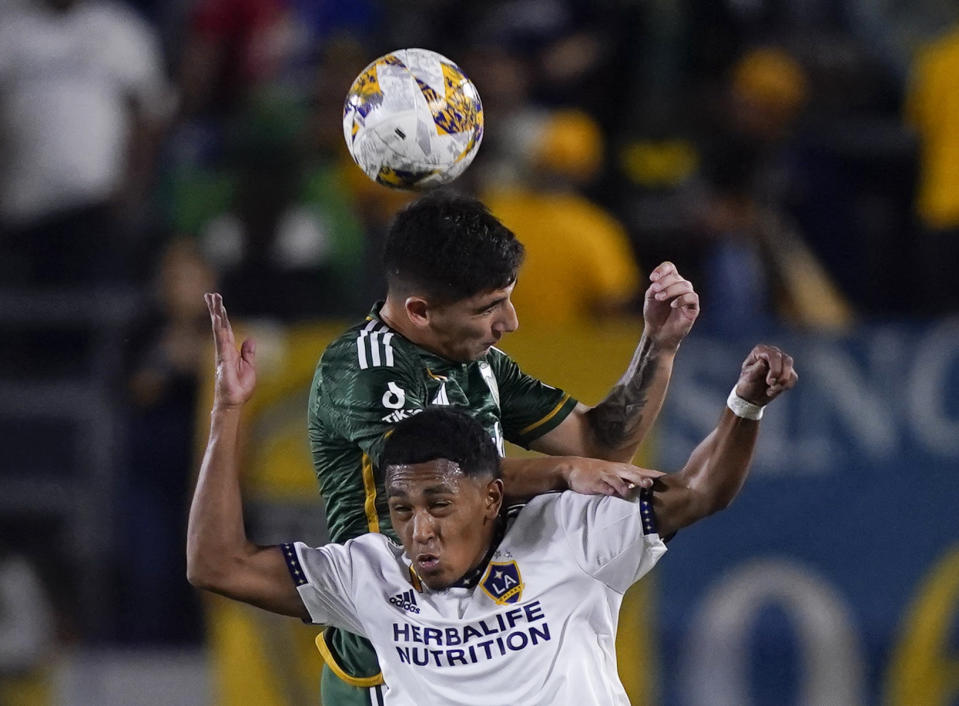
[[653, 318, 959, 705]]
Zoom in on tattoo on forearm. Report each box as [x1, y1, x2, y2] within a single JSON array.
[[587, 338, 660, 449]]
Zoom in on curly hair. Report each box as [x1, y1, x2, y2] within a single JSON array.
[[383, 191, 524, 304], [380, 407, 501, 480]]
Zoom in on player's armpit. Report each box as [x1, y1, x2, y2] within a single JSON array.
[[187, 543, 310, 621]]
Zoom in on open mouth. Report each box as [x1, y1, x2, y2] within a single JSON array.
[[415, 554, 440, 572]]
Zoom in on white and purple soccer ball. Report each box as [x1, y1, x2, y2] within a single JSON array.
[[343, 48, 484, 190]]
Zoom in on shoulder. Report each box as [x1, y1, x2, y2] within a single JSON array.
[[485, 346, 513, 365], [319, 319, 420, 374], [502, 493, 565, 534], [512, 491, 665, 589], [339, 535, 407, 581], [314, 320, 423, 399], [520, 491, 646, 532], [301, 533, 401, 571], [346, 532, 403, 558], [483, 346, 522, 377]]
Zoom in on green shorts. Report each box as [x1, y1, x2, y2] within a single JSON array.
[[317, 627, 383, 705]]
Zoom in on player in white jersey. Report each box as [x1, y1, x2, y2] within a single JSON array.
[[283, 450, 665, 705], [188, 293, 797, 705]]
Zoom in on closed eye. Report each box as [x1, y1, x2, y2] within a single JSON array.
[[475, 298, 506, 316], [430, 500, 453, 514]]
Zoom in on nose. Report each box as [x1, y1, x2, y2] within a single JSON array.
[[494, 299, 519, 335], [411, 511, 436, 544]]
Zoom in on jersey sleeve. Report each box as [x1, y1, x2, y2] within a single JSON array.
[[488, 350, 578, 448], [551, 489, 667, 594], [283, 540, 367, 635]]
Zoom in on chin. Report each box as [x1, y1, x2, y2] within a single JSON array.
[[421, 573, 452, 591]]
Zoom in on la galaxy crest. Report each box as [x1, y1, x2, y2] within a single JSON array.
[[480, 561, 523, 604]]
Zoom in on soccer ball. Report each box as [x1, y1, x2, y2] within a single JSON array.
[[343, 48, 484, 190]]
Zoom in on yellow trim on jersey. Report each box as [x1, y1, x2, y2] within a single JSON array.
[[425, 368, 448, 381], [314, 631, 384, 687], [518, 393, 572, 437], [361, 453, 380, 533], [408, 565, 423, 592]]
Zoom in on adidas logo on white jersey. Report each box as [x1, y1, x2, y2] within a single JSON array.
[[388, 589, 420, 614]]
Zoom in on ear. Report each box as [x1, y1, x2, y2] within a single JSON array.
[[485, 478, 504, 520], [404, 296, 431, 328]]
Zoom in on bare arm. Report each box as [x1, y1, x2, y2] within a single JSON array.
[[501, 455, 661, 503], [531, 262, 700, 462], [651, 344, 798, 538], [186, 293, 307, 619]]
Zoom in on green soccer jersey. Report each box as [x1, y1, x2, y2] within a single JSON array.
[[308, 303, 579, 545]]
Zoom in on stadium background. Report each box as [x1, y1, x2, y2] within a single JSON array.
[[1, 0, 957, 704]]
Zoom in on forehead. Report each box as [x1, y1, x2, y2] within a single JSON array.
[[385, 459, 467, 495]]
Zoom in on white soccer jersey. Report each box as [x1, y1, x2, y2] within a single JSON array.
[[284, 489, 667, 705]]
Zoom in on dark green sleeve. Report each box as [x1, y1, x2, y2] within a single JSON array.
[[489, 350, 579, 449]]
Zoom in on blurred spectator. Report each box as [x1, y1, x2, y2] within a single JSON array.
[[696, 47, 853, 334], [0, 550, 55, 706], [697, 162, 854, 334], [177, 0, 382, 121], [904, 24, 959, 314], [461, 44, 542, 191], [117, 239, 216, 644], [311, 38, 415, 303], [783, 35, 916, 315], [170, 45, 374, 322], [177, 0, 290, 120], [483, 109, 642, 325], [0, 0, 172, 286]]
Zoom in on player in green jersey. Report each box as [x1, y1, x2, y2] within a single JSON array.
[[308, 191, 700, 703]]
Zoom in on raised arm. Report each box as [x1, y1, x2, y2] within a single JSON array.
[[651, 344, 798, 538], [186, 293, 307, 619], [530, 261, 700, 462]]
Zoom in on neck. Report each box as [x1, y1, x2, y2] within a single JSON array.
[[379, 296, 434, 351], [451, 519, 504, 589], [377, 297, 405, 332]]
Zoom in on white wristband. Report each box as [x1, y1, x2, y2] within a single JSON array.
[[726, 386, 765, 420]]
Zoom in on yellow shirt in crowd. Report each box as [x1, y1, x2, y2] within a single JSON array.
[[484, 188, 641, 326], [906, 27, 959, 229]]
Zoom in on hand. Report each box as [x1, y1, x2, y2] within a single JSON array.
[[643, 261, 700, 350], [564, 458, 665, 498], [205, 293, 256, 408], [734, 344, 798, 406]]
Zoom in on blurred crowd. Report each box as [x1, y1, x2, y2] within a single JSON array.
[[1, 0, 957, 683]]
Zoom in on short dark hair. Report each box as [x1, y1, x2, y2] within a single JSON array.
[[382, 191, 524, 304], [381, 407, 501, 480]]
